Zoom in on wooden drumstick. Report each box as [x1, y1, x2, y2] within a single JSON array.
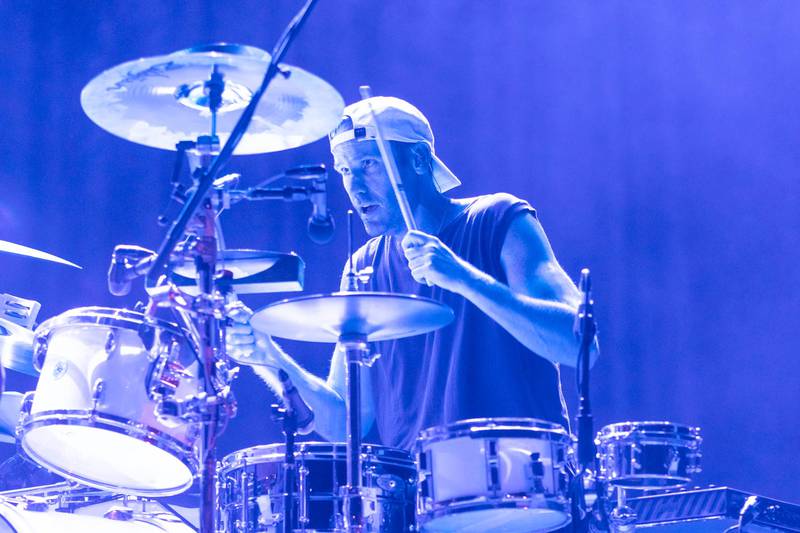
[[358, 85, 418, 232]]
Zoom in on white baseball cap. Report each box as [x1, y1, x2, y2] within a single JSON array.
[[328, 96, 461, 193]]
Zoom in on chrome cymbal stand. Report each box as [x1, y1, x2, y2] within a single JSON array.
[[140, 4, 321, 531]]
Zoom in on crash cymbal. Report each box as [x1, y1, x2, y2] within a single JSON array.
[[0, 240, 80, 269], [251, 292, 454, 343], [173, 249, 295, 280], [81, 43, 345, 155], [0, 319, 37, 376]]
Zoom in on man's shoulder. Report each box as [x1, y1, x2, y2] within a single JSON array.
[[457, 192, 535, 220]]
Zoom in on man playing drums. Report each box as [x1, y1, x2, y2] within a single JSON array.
[[228, 97, 596, 449]]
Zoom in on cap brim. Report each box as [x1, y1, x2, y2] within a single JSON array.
[[432, 154, 461, 193]]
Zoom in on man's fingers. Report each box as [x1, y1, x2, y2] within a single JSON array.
[[401, 230, 433, 250]]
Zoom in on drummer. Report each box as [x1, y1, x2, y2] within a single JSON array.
[[228, 97, 597, 450]]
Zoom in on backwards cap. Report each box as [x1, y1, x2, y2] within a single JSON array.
[[328, 96, 461, 193]]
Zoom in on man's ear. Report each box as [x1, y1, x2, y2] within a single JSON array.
[[410, 142, 433, 176]]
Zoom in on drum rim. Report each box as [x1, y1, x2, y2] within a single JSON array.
[[418, 494, 571, 530], [19, 408, 197, 496], [417, 417, 570, 446], [597, 420, 701, 441], [605, 472, 694, 489], [219, 441, 415, 472], [34, 306, 183, 338]]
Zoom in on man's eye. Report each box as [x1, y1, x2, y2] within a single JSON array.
[[337, 166, 351, 176], [362, 158, 379, 170]]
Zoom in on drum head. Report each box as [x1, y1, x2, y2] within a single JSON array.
[[22, 425, 193, 495], [423, 507, 570, 533]]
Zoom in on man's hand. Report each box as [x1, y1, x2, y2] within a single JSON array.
[[401, 230, 475, 293], [225, 302, 279, 366]]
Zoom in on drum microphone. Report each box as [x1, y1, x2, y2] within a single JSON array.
[[307, 176, 335, 245], [278, 369, 315, 435], [108, 245, 156, 296]]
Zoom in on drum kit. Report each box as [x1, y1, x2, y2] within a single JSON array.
[[0, 3, 731, 532]]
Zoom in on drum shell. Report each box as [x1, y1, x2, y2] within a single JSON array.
[[217, 442, 417, 533], [18, 307, 201, 495], [416, 418, 572, 533], [595, 421, 702, 489]]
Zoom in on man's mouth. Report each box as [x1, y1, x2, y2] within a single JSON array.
[[359, 204, 379, 216]]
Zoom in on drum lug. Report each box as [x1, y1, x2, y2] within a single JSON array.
[[16, 391, 36, 437], [485, 438, 500, 493], [92, 379, 106, 407], [298, 464, 310, 526], [105, 330, 118, 356], [33, 332, 51, 372], [526, 452, 546, 493]]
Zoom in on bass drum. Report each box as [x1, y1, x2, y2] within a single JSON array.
[[18, 307, 202, 496], [218, 442, 417, 532], [416, 418, 572, 533]]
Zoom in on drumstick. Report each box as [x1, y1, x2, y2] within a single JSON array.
[[358, 85, 418, 232]]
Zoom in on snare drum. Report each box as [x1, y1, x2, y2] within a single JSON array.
[[218, 442, 417, 532], [17, 307, 202, 496], [416, 418, 571, 533], [595, 421, 702, 489]]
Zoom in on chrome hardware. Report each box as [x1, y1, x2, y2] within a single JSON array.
[[104, 506, 134, 521], [33, 332, 50, 372], [105, 329, 118, 355]]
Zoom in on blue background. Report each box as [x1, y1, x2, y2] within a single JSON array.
[[1, 1, 798, 502]]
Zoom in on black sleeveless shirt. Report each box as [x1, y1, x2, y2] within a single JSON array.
[[350, 193, 568, 451]]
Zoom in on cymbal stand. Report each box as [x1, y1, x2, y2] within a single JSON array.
[[571, 268, 601, 532], [339, 332, 370, 532], [134, 4, 321, 531], [269, 401, 300, 533], [339, 210, 378, 531]]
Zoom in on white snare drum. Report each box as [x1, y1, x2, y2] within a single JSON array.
[[416, 418, 571, 533], [595, 421, 702, 489], [17, 307, 201, 496]]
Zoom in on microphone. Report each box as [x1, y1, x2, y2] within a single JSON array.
[[108, 245, 156, 296], [278, 369, 315, 435], [307, 176, 335, 244], [574, 268, 593, 337]]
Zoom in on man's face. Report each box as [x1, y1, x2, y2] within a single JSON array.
[[332, 140, 406, 237]]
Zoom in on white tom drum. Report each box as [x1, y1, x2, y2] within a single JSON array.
[[416, 418, 572, 533], [17, 307, 202, 496]]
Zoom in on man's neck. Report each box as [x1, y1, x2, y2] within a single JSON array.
[[387, 192, 456, 248]]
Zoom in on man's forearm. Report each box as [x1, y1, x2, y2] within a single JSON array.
[[251, 341, 347, 441], [456, 267, 587, 367]]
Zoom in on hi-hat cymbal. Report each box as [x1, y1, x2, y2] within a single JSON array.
[[0, 240, 80, 269], [251, 292, 454, 343], [81, 43, 345, 155], [0, 319, 37, 376], [173, 249, 293, 280]]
